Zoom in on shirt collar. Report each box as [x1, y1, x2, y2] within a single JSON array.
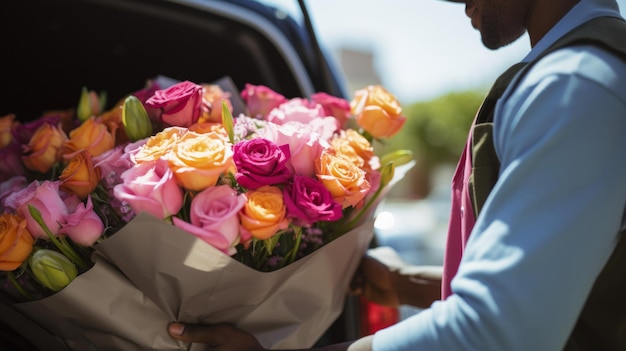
[[522, 0, 623, 62]]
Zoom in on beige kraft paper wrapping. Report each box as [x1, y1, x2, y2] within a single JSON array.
[[13, 162, 414, 351], [13, 213, 374, 351]]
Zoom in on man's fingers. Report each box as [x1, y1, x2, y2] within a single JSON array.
[[349, 268, 364, 295], [168, 322, 232, 344], [168, 322, 265, 351]]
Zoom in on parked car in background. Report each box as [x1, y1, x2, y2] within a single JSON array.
[[0, 0, 347, 120], [0, 0, 399, 348]]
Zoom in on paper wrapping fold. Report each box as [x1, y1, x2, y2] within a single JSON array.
[[14, 213, 375, 351]]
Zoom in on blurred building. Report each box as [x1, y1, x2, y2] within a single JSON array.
[[336, 47, 382, 94]]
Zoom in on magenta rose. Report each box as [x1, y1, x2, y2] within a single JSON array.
[[0, 143, 27, 182], [11, 114, 60, 146], [4, 180, 69, 238], [113, 158, 183, 220], [283, 175, 343, 227], [131, 80, 161, 103], [233, 138, 293, 189], [262, 121, 328, 177], [172, 185, 246, 255], [311, 92, 351, 129], [240, 83, 287, 119], [59, 195, 104, 246], [145, 80, 203, 127], [0, 176, 27, 212], [130, 80, 162, 121]]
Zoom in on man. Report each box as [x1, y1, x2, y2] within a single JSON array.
[[168, 0, 626, 349]]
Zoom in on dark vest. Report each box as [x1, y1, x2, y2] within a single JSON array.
[[469, 16, 626, 350]]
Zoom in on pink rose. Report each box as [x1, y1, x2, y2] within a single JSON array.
[[233, 138, 293, 189], [59, 195, 104, 246], [267, 98, 339, 140], [92, 144, 137, 223], [172, 185, 246, 255], [311, 92, 351, 129], [4, 180, 69, 239], [93, 144, 134, 190], [306, 117, 341, 141], [283, 175, 343, 227], [145, 81, 203, 127], [113, 158, 183, 220], [262, 121, 328, 177], [240, 83, 287, 118], [124, 139, 148, 164], [266, 98, 321, 125]]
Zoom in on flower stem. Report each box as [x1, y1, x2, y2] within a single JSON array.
[[7, 271, 32, 301], [27, 205, 89, 271], [288, 227, 302, 264]]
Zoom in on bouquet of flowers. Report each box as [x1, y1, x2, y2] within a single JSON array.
[[0, 76, 413, 350]]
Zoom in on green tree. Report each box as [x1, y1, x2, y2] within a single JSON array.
[[378, 90, 485, 199]]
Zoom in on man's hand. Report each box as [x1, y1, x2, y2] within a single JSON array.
[[350, 246, 442, 308], [168, 322, 266, 351], [350, 247, 403, 307]]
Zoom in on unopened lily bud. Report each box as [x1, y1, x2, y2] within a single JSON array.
[[29, 249, 78, 292], [222, 101, 235, 144], [122, 95, 153, 141], [380, 149, 413, 168], [77, 87, 103, 121]]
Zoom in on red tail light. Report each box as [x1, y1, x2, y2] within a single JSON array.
[[359, 296, 399, 336]]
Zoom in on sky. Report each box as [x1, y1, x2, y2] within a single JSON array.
[[264, 0, 626, 103]]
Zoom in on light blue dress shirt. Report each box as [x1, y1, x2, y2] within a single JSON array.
[[373, 0, 626, 349]]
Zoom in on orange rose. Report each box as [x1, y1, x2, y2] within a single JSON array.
[[316, 150, 371, 208], [63, 117, 115, 158], [239, 185, 289, 240], [41, 109, 75, 136], [199, 84, 233, 124], [330, 129, 375, 170], [0, 114, 17, 148], [98, 100, 125, 145], [59, 150, 101, 199], [350, 85, 406, 139], [189, 122, 227, 135], [133, 126, 188, 164], [167, 131, 234, 191], [0, 213, 35, 271], [22, 123, 67, 173]]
